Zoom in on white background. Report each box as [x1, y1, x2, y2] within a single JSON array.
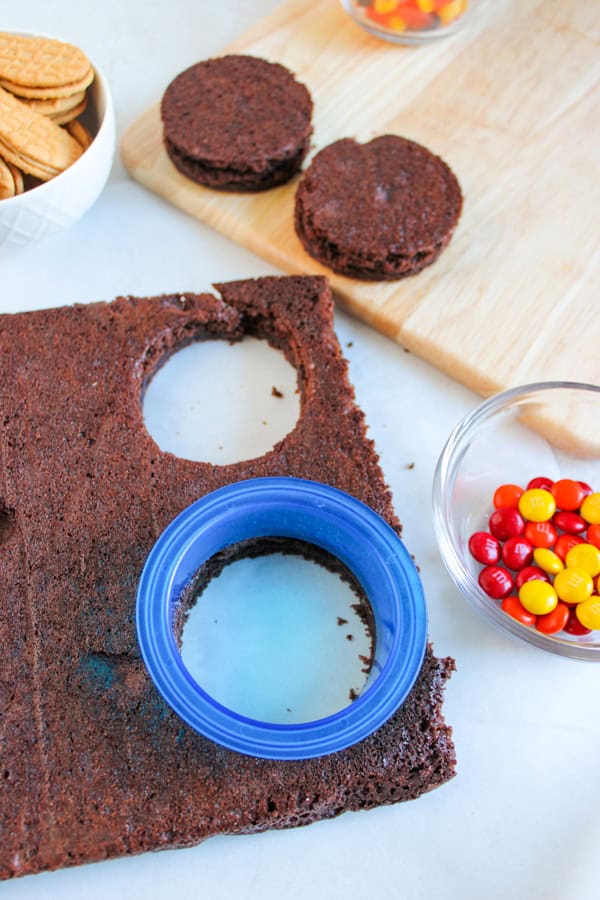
[[2, 2, 600, 898]]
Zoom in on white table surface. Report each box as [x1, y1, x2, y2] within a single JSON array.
[[2, 3, 599, 898]]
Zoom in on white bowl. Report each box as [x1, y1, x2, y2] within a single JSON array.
[[0, 45, 115, 247]]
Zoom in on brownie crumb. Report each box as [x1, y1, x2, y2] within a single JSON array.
[[405, 462, 415, 470], [271, 386, 284, 398], [337, 616, 348, 626]]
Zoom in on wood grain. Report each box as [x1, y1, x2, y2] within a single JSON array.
[[121, 0, 600, 398]]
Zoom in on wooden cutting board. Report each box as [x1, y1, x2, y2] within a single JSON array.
[[121, 0, 600, 397]]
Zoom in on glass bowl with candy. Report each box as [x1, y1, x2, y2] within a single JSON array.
[[339, 0, 470, 45], [433, 383, 600, 660]]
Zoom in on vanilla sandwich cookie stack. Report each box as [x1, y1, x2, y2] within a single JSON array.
[[0, 32, 94, 196]]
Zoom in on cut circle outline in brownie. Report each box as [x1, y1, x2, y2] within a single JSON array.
[[161, 55, 313, 192], [0, 276, 455, 880], [138, 477, 427, 759], [294, 135, 463, 280]]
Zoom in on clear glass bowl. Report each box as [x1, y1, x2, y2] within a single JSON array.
[[339, 0, 470, 45], [433, 383, 600, 660]]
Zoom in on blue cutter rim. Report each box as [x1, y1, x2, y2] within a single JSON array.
[[136, 477, 427, 760]]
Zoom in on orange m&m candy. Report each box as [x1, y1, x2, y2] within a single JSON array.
[[587, 524, 600, 549], [394, 4, 433, 27], [493, 483, 524, 509], [501, 596, 537, 626], [551, 479, 586, 511], [536, 602, 570, 635], [525, 521, 557, 549]]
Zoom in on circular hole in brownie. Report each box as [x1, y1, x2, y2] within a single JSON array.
[[175, 539, 374, 725], [143, 337, 299, 464]]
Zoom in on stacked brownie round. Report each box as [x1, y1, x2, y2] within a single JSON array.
[[161, 54, 462, 281], [161, 55, 313, 192], [294, 135, 463, 281]]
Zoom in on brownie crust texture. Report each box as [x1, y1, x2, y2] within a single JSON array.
[[161, 55, 313, 192], [0, 276, 455, 880], [295, 135, 463, 280]]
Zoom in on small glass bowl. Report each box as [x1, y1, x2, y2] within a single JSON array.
[[433, 383, 600, 660], [339, 0, 470, 45]]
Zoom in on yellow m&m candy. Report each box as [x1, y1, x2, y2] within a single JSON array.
[[554, 567, 594, 605], [581, 493, 600, 525], [437, 0, 466, 25], [519, 580, 558, 616], [518, 489, 556, 523], [533, 547, 564, 575], [575, 596, 600, 631], [566, 543, 600, 577], [374, 0, 398, 12]]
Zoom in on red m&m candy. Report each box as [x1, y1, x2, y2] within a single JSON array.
[[553, 511, 587, 534], [468, 531, 501, 565], [515, 566, 551, 589], [478, 566, 514, 599], [501, 536, 533, 570], [564, 608, 592, 635], [489, 508, 525, 541], [527, 476, 553, 491], [469, 475, 600, 635]]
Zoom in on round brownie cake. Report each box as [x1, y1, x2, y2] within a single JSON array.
[[161, 55, 313, 192], [294, 135, 463, 281]]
